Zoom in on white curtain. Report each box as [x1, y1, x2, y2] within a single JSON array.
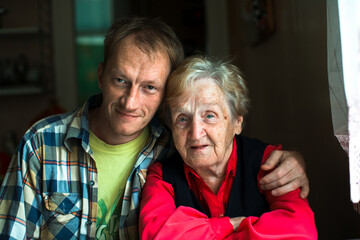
[[327, 0, 360, 209]]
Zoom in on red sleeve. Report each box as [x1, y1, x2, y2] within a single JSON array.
[[139, 162, 234, 240], [227, 145, 318, 239]]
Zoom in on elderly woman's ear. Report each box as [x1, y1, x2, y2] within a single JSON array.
[[234, 116, 243, 135]]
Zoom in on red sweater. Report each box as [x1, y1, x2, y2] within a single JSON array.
[[139, 139, 317, 239]]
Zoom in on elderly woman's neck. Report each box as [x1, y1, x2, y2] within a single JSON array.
[[195, 162, 228, 195]]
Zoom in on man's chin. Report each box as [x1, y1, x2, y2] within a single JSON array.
[[115, 126, 144, 138], [111, 119, 148, 138]]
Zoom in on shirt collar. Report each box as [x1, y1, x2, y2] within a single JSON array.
[[64, 94, 101, 154], [64, 94, 168, 154]]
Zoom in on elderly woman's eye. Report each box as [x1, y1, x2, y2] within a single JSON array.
[[176, 115, 188, 123], [178, 117, 187, 122], [145, 85, 156, 90], [206, 114, 215, 119]]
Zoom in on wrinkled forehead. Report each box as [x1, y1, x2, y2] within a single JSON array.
[[170, 78, 226, 110], [112, 34, 170, 63]]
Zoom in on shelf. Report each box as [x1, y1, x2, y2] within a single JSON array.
[[0, 85, 43, 95], [0, 27, 40, 35]]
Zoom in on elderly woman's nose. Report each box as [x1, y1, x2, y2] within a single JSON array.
[[188, 118, 205, 140]]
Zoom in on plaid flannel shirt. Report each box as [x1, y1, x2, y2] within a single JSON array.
[[0, 94, 175, 240]]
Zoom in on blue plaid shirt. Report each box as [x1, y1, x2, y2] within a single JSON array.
[[0, 94, 174, 239]]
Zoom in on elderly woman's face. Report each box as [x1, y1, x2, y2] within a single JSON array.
[[170, 78, 243, 170]]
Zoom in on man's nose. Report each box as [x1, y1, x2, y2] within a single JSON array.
[[123, 87, 139, 110]]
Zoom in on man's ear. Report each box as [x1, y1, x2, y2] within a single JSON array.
[[234, 115, 243, 135], [97, 62, 104, 89]]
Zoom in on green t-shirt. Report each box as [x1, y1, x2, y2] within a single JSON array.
[[89, 127, 150, 239]]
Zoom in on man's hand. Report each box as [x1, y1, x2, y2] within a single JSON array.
[[259, 150, 309, 199]]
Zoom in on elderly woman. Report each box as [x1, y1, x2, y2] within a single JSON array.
[[139, 55, 317, 239]]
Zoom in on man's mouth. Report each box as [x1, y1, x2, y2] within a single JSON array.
[[116, 109, 139, 119]]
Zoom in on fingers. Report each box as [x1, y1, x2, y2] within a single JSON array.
[[259, 150, 310, 198], [299, 179, 310, 199], [269, 180, 300, 197], [260, 168, 298, 192], [259, 170, 309, 198], [260, 150, 305, 184], [267, 175, 310, 198], [260, 150, 283, 171], [260, 153, 295, 185], [263, 173, 307, 196]]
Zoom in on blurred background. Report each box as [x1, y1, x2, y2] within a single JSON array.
[[0, 0, 359, 239]]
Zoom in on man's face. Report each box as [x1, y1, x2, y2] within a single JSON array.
[[169, 78, 243, 171], [97, 35, 171, 144]]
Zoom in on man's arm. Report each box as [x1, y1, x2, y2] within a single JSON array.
[[0, 140, 41, 239], [259, 150, 309, 199]]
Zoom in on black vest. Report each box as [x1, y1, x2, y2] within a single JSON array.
[[162, 135, 270, 218]]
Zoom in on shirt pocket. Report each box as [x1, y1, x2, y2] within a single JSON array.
[[42, 192, 82, 227]]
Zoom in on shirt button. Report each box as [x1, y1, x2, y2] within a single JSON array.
[[89, 181, 95, 186], [218, 214, 224, 218]]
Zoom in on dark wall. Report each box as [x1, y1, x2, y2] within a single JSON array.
[[115, 0, 206, 57], [228, 0, 360, 239]]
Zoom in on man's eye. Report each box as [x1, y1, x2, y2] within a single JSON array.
[[115, 78, 126, 84], [206, 114, 215, 119]]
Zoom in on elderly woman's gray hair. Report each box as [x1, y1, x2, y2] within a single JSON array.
[[162, 55, 250, 126]]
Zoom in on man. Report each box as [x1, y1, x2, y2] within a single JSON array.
[[0, 17, 309, 240]]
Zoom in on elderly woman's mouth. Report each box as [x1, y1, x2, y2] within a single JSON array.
[[190, 145, 208, 150]]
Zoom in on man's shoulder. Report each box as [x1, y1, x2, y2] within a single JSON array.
[[28, 95, 94, 139], [21, 105, 87, 151], [143, 120, 175, 162], [28, 110, 77, 136]]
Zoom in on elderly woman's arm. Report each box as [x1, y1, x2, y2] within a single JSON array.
[[225, 145, 317, 239], [139, 162, 235, 239], [139, 149, 317, 239], [226, 189, 317, 239]]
